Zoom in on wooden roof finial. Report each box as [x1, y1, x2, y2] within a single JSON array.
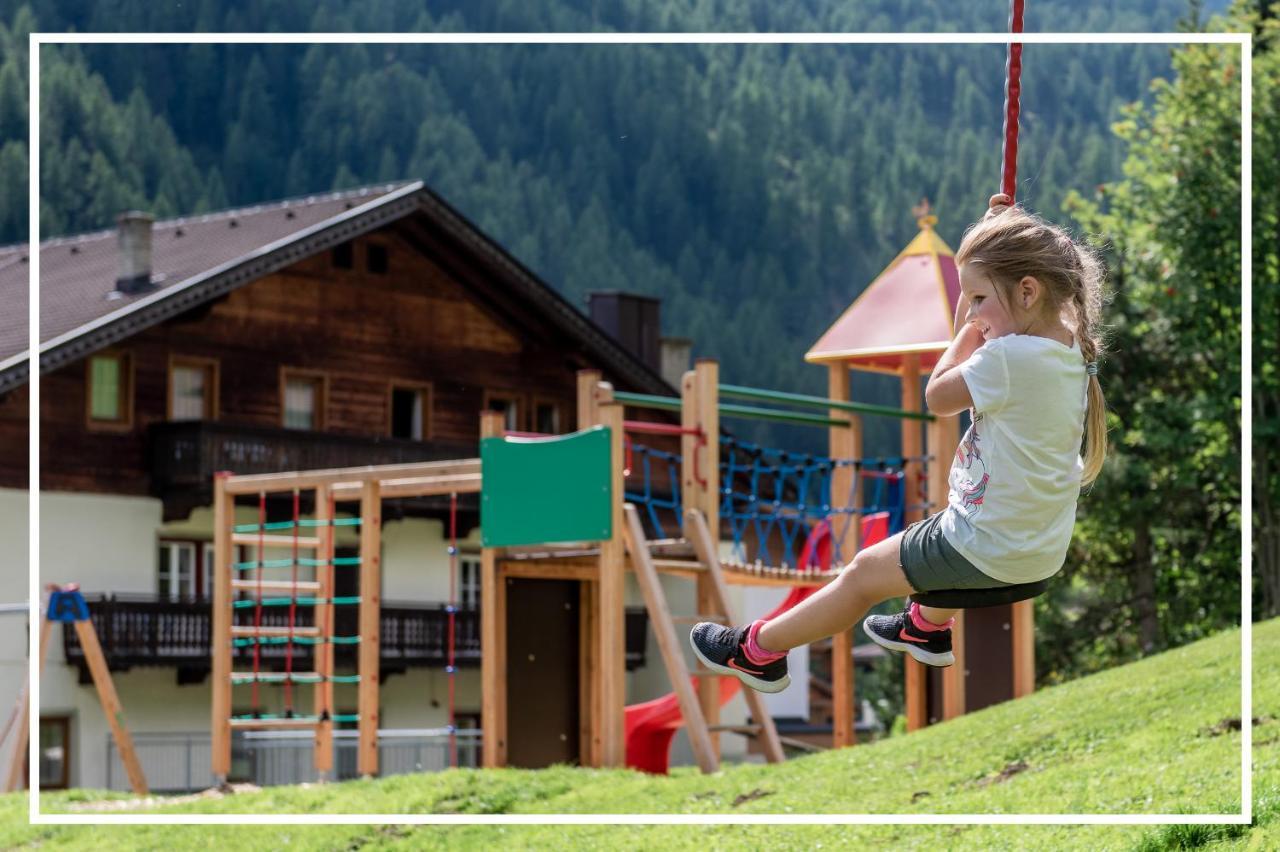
[[913, 197, 937, 230]]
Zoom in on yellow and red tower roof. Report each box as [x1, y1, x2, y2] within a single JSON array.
[[806, 206, 961, 375]]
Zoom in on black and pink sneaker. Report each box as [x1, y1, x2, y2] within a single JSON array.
[[862, 603, 955, 667], [688, 622, 790, 694]]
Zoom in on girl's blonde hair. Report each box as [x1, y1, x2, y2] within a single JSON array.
[[954, 205, 1108, 486]]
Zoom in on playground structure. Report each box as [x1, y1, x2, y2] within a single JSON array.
[[5, 586, 148, 794], [210, 458, 480, 782], [210, 341, 1039, 779]]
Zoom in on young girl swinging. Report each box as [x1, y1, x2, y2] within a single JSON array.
[[691, 194, 1107, 692]]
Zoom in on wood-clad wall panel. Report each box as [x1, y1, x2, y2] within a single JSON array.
[[28, 226, 589, 496]]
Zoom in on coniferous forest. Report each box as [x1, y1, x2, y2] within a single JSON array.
[[2, 0, 1271, 685]]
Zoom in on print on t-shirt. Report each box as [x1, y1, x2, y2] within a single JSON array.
[[954, 416, 990, 512]]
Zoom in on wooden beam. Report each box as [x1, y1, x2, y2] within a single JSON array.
[[624, 506, 717, 773], [942, 610, 966, 720], [479, 411, 506, 768], [331, 473, 481, 501], [230, 533, 322, 548], [1011, 599, 1036, 698], [497, 559, 599, 582], [920, 413, 961, 729], [222, 458, 480, 495], [905, 659, 928, 732], [5, 619, 51, 792], [313, 484, 335, 778], [597, 401, 627, 767], [686, 509, 786, 766], [900, 354, 925, 526], [579, 579, 597, 766], [356, 479, 381, 777], [211, 473, 234, 782], [576, 369, 602, 432], [686, 360, 722, 754], [828, 363, 858, 750], [74, 619, 148, 794], [230, 579, 322, 595]]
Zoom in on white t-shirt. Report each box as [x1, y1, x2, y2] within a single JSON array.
[[938, 334, 1088, 584]]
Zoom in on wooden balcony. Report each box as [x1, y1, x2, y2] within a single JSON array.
[[147, 420, 476, 520], [60, 594, 648, 684]]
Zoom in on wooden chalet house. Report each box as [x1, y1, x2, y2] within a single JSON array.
[[0, 181, 722, 790]]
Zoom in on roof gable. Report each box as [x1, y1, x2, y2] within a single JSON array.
[[0, 182, 673, 397], [805, 214, 961, 375]]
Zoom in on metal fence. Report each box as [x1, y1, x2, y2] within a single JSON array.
[[106, 728, 482, 793]]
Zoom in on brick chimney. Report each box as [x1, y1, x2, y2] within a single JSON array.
[[587, 291, 661, 373], [115, 211, 155, 294]]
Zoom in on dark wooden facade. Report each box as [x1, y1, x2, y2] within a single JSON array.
[[18, 223, 594, 516]]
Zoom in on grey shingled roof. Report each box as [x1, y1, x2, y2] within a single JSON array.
[[0, 182, 674, 397]]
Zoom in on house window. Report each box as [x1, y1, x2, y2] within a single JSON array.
[[389, 383, 431, 440], [533, 400, 561, 435], [458, 554, 481, 609], [332, 242, 354, 269], [203, 542, 216, 600], [169, 358, 218, 420], [38, 716, 70, 790], [367, 243, 389, 274], [282, 371, 326, 430], [158, 541, 198, 601], [86, 352, 132, 429], [483, 392, 521, 432]]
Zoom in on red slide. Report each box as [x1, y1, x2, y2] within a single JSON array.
[[624, 512, 890, 774]]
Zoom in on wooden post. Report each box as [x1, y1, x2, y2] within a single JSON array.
[[827, 363, 859, 749], [909, 412, 961, 730], [576, 369, 602, 431], [211, 472, 234, 782], [900, 355, 925, 526], [578, 580, 597, 765], [5, 618, 51, 792], [313, 484, 335, 778], [357, 479, 381, 777], [74, 619, 148, 794], [684, 360, 721, 753], [942, 609, 966, 720], [624, 506, 718, 774], [479, 411, 506, 768], [1011, 599, 1035, 697], [597, 401, 627, 767]]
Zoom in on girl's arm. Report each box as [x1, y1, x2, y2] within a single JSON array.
[[924, 295, 984, 417]]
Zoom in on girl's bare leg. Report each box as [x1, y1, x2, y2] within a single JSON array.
[[756, 531, 917, 652], [918, 604, 960, 624]]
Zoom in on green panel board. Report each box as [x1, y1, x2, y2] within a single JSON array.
[[481, 426, 613, 546]]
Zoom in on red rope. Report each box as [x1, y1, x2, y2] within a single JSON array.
[[253, 492, 264, 713], [622, 420, 700, 437], [285, 488, 299, 714], [447, 492, 458, 768], [1001, 0, 1025, 200]]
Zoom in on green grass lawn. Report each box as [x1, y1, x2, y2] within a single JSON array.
[[1, 618, 1272, 850]]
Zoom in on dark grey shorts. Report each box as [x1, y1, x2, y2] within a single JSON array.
[[898, 512, 1014, 593]]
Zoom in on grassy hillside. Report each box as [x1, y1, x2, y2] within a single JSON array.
[[1, 617, 1272, 850]]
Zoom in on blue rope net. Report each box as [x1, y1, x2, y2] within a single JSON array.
[[719, 436, 908, 567], [623, 436, 918, 567], [623, 441, 684, 538]]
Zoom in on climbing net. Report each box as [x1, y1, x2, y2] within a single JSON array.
[[719, 437, 927, 567], [623, 433, 932, 568], [228, 490, 363, 725]]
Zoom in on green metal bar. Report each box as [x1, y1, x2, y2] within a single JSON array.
[[718, 402, 851, 429], [719, 383, 935, 422], [612, 391, 682, 412]]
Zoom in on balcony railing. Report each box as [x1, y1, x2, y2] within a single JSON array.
[[61, 595, 648, 681], [148, 420, 476, 496]]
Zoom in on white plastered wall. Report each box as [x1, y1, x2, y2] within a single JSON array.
[[0, 488, 30, 789]]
